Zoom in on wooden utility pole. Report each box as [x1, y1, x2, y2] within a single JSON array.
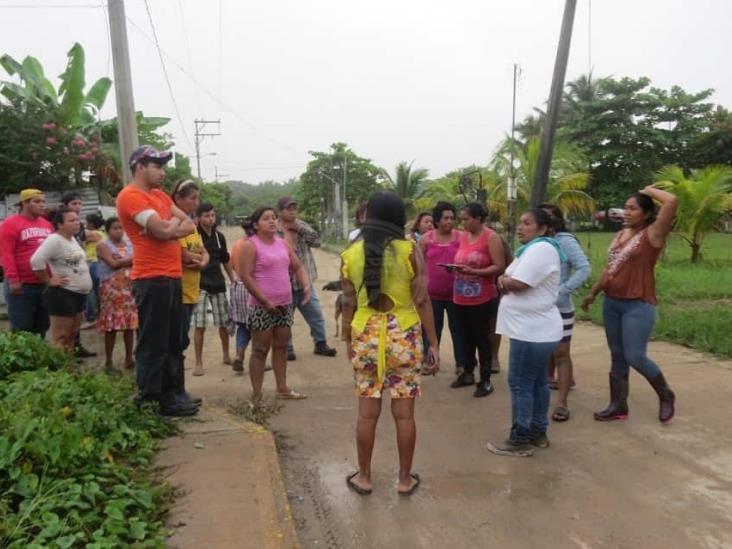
[[531, 0, 577, 206], [108, 0, 139, 183]]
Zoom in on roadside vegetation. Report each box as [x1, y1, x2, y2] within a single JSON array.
[[0, 331, 176, 547]]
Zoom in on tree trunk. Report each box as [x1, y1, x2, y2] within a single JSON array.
[[690, 240, 702, 263]]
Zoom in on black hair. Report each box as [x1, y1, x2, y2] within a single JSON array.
[[432, 201, 456, 225], [61, 192, 81, 205], [133, 157, 165, 174], [250, 206, 277, 232], [410, 212, 433, 234], [104, 216, 121, 233], [240, 215, 255, 236], [85, 213, 104, 230], [630, 192, 657, 226], [354, 201, 368, 228], [524, 208, 553, 235], [461, 202, 487, 222], [171, 179, 200, 201], [537, 202, 567, 232], [52, 206, 76, 230], [196, 202, 215, 218], [361, 192, 406, 309]]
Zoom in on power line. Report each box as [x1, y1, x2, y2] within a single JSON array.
[[100, 0, 111, 77], [142, 0, 194, 151], [0, 3, 101, 7], [125, 14, 300, 155]]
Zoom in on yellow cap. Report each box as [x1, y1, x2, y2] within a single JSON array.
[[17, 188, 44, 204]]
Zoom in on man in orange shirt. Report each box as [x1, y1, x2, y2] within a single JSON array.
[[116, 146, 199, 417]]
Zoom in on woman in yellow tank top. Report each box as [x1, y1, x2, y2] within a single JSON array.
[[341, 192, 440, 497]]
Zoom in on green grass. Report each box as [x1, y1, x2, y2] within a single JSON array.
[[575, 231, 732, 357]]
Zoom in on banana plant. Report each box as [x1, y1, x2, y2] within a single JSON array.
[[1, 43, 111, 128]]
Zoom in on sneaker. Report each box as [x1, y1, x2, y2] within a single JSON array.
[[159, 402, 200, 417], [74, 345, 97, 358], [450, 371, 475, 389], [314, 342, 337, 357], [530, 432, 550, 449], [486, 438, 535, 457], [178, 392, 203, 406], [473, 381, 495, 398], [287, 350, 297, 361]]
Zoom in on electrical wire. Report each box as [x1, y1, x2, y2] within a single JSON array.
[[142, 0, 194, 151], [125, 14, 299, 155]]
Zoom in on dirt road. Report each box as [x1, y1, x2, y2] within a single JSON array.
[[265, 248, 732, 549]]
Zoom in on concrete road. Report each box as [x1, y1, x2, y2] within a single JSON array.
[[269, 248, 732, 549]]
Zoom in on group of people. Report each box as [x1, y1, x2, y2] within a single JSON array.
[[0, 144, 680, 494], [340, 184, 678, 494]]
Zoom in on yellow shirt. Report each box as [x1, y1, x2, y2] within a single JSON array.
[[85, 230, 105, 262], [341, 239, 420, 381], [180, 232, 204, 304]]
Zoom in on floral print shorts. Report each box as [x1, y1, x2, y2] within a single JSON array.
[[351, 314, 423, 399]]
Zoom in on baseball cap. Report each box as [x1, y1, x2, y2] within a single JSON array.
[[15, 188, 44, 205], [128, 145, 173, 171], [277, 196, 298, 210]]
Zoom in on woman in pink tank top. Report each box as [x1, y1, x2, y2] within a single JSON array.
[[418, 202, 467, 377], [238, 206, 311, 401], [449, 203, 505, 397]]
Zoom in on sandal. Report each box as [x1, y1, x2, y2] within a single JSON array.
[[552, 405, 570, 422], [398, 473, 421, 496], [346, 472, 372, 495], [192, 366, 205, 377], [276, 389, 307, 400], [548, 379, 559, 390]]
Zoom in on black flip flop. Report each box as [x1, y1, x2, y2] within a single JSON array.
[[346, 472, 372, 495], [552, 405, 570, 422], [398, 473, 421, 496]]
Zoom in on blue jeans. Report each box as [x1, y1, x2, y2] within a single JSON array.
[[507, 338, 559, 442], [236, 322, 251, 350], [425, 299, 466, 368], [84, 261, 100, 321], [4, 281, 49, 337], [288, 285, 327, 352], [603, 297, 661, 379]]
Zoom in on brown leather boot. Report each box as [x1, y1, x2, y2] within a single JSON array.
[[646, 372, 675, 423], [594, 372, 629, 421]]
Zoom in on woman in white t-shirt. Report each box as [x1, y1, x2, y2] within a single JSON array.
[[31, 207, 93, 352], [488, 208, 564, 457]]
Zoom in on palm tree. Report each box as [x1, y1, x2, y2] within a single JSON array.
[[383, 161, 430, 216], [655, 165, 732, 262], [490, 136, 595, 219]]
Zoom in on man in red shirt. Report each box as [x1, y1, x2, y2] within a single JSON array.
[[0, 188, 53, 336], [116, 146, 199, 417]]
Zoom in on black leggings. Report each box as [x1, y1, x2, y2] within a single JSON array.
[[456, 299, 497, 383]]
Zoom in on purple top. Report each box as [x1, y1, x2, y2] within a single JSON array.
[[247, 235, 293, 307], [424, 230, 460, 301]]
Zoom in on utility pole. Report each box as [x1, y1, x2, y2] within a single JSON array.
[[531, 0, 577, 206], [507, 63, 519, 249], [107, 0, 139, 183], [341, 156, 348, 240], [194, 119, 221, 180], [214, 166, 229, 182]]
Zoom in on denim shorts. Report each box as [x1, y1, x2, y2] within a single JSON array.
[[43, 286, 87, 317]]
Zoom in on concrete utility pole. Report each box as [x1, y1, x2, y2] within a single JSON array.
[[214, 166, 229, 182], [341, 156, 348, 240], [108, 0, 139, 183], [531, 0, 577, 206], [507, 63, 519, 249], [194, 119, 221, 180]]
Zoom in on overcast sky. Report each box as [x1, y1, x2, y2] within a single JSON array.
[[2, 0, 731, 183]]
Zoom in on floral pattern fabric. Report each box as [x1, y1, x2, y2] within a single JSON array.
[[351, 314, 423, 399], [96, 247, 138, 333]]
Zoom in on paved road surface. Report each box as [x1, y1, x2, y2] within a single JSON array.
[[165, 236, 732, 549]]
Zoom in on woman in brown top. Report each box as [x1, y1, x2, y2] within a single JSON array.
[[582, 185, 678, 423]]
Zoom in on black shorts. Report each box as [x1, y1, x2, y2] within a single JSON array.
[[43, 286, 87, 317]]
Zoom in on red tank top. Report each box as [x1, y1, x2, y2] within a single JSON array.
[[453, 228, 497, 306]]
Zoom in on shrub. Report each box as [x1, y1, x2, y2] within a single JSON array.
[[0, 331, 70, 380]]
